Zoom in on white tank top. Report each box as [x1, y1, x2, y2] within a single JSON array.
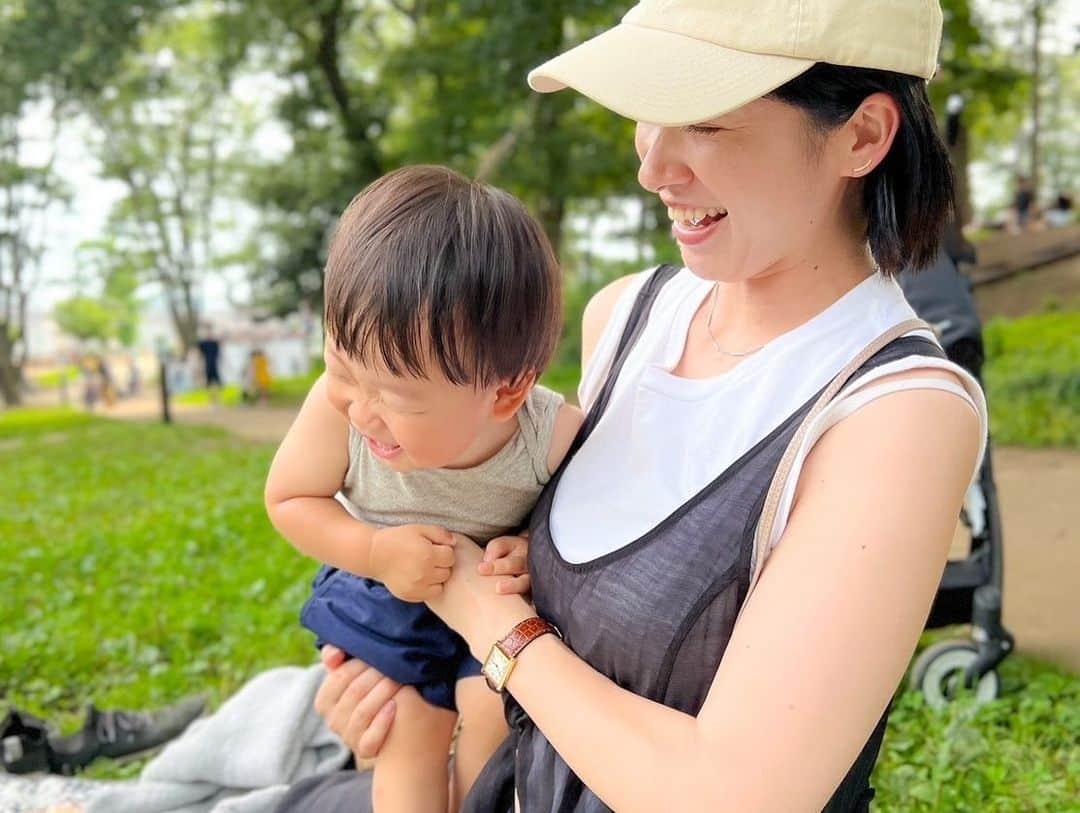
[[550, 267, 988, 564]]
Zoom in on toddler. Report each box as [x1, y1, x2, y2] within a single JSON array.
[[265, 165, 583, 812]]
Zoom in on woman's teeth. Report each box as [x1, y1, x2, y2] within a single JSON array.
[[667, 206, 727, 225]]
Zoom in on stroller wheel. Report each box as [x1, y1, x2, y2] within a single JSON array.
[[909, 640, 1001, 709]]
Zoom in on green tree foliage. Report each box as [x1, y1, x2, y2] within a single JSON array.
[[86, 9, 257, 350], [212, 0, 639, 314], [0, 0, 172, 402], [53, 296, 119, 343], [67, 239, 144, 347]]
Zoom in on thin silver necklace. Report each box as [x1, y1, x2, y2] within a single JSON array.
[[705, 282, 766, 358]]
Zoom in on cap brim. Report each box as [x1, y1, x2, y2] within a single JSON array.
[[528, 23, 815, 126]]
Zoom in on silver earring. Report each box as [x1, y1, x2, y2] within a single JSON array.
[[853, 158, 873, 176]]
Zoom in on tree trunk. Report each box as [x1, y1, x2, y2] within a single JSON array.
[[533, 89, 571, 259], [1030, 0, 1043, 202], [0, 325, 22, 406], [946, 109, 974, 227], [315, 1, 383, 182]]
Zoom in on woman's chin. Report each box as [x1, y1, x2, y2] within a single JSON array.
[[680, 251, 734, 283], [680, 245, 775, 285]]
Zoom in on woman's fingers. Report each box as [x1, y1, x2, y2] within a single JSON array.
[[484, 537, 515, 560], [484, 535, 527, 561], [341, 675, 401, 758], [348, 693, 398, 760], [315, 658, 381, 722], [485, 553, 528, 577], [496, 574, 531, 596], [479, 535, 528, 575], [314, 657, 368, 716], [320, 644, 347, 669]]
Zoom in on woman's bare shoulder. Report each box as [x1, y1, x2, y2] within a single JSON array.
[[581, 272, 643, 369]]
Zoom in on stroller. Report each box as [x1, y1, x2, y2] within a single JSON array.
[[897, 245, 1014, 709]]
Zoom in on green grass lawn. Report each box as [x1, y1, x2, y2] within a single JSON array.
[[1, 409, 1078, 805], [0, 409, 314, 778]]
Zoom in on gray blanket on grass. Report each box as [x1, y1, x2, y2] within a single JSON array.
[[86, 664, 351, 813]]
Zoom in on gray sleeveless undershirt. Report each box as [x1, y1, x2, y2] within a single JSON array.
[[337, 385, 564, 544]]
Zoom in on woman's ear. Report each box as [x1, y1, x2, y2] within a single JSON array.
[[842, 92, 901, 178], [491, 374, 536, 421]]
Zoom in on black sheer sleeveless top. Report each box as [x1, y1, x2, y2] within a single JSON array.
[[465, 265, 945, 812]]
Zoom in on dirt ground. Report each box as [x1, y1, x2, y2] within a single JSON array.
[[973, 252, 1080, 319], [987, 446, 1080, 671]]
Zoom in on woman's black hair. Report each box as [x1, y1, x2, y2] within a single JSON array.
[[768, 63, 954, 275]]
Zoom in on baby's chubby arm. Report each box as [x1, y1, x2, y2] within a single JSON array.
[[264, 374, 455, 600]]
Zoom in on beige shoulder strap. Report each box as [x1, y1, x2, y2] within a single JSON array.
[[745, 318, 933, 595]]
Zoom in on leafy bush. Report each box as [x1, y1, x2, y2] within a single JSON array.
[[983, 309, 1080, 447], [876, 646, 1080, 811]]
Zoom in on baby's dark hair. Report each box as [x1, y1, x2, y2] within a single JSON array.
[[324, 165, 562, 388]]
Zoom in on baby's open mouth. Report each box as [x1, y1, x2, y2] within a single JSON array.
[[363, 435, 403, 459]]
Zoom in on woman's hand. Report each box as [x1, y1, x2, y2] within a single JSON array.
[[314, 645, 401, 759], [427, 534, 534, 660], [478, 532, 531, 596]]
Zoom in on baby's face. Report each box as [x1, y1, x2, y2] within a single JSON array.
[[323, 342, 502, 473]]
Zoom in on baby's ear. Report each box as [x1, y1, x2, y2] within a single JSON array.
[[491, 373, 536, 421]]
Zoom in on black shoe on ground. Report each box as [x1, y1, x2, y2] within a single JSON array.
[[48, 694, 208, 775], [0, 708, 54, 774]]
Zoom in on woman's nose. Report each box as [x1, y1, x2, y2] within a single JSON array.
[[636, 125, 693, 193]]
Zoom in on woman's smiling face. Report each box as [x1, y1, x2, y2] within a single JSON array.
[[635, 97, 852, 283]]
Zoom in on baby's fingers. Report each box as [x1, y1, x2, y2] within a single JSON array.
[[430, 543, 456, 569], [418, 525, 456, 546], [429, 565, 453, 584]]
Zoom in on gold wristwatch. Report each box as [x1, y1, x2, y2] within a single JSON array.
[[482, 617, 561, 693]]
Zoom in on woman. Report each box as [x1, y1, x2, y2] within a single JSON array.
[[286, 1, 985, 810]]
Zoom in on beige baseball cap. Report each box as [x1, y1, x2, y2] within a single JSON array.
[[528, 0, 943, 126]]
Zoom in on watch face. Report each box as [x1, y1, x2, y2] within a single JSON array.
[[483, 644, 512, 691]]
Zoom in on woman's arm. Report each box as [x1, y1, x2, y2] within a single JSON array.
[[581, 273, 641, 370], [428, 375, 981, 811]]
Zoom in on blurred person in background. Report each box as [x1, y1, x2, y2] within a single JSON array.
[[197, 324, 223, 407]]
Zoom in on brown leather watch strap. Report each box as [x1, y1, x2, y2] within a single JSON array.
[[498, 617, 560, 658]]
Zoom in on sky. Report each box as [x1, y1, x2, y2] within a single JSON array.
[[18, 1, 1080, 342]]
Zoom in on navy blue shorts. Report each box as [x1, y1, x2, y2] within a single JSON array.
[[300, 565, 482, 711]]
